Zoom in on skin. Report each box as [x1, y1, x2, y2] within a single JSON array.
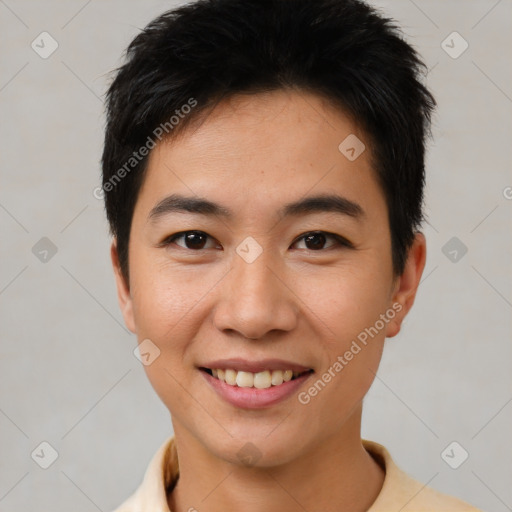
[[111, 89, 426, 512]]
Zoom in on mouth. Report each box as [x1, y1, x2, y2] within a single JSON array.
[[200, 367, 314, 389]]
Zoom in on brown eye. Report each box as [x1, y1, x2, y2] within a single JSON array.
[[303, 232, 327, 250], [164, 231, 217, 250], [183, 231, 208, 249], [292, 231, 352, 251]]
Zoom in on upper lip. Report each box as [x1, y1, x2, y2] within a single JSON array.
[[200, 358, 312, 373]]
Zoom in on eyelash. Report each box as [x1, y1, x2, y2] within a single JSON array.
[[160, 230, 354, 252]]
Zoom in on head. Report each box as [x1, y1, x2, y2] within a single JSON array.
[[102, 0, 434, 466]]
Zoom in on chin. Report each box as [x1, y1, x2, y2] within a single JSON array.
[[203, 427, 308, 469]]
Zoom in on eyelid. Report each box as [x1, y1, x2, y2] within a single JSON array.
[[291, 231, 354, 250], [159, 230, 219, 249], [160, 230, 353, 251]]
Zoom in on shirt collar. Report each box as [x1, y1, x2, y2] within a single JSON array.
[[121, 436, 420, 512]]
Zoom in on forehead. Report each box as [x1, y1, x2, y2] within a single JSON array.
[[135, 89, 385, 223]]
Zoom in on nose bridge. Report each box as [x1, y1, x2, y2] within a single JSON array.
[[234, 246, 279, 302], [214, 244, 298, 339]]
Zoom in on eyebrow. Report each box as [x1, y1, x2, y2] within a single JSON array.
[[148, 193, 364, 223]]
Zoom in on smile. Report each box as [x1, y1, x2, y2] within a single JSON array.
[[201, 368, 314, 389]]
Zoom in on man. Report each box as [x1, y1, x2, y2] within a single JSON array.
[[101, 1, 481, 510]]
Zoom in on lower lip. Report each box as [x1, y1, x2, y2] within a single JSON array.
[[200, 370, 313, 409]]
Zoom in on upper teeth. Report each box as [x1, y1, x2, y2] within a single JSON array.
[[211, 369, 301, 388]]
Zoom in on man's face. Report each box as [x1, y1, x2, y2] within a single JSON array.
[[113, 90, 417, 465]]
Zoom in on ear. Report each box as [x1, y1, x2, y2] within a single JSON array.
[[111, 240, 136, 334], [385, 232, 427, 338]]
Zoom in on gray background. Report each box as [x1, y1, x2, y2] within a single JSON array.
[[1, 0, 511, 511]]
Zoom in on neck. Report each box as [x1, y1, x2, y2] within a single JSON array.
[[168, 406, 384, 512]]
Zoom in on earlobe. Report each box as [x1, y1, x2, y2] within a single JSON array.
[[110, 240, 136, 334], [385, 232, 427, 338]]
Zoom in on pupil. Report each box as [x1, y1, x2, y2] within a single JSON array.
[[183, 232, 327, 250], [305, 232, 326, 250], [186, 231, 206, 249]]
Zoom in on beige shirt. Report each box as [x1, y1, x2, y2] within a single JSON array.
[[112, 436, 481, 512]]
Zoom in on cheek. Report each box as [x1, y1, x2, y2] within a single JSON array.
[[297, 290, 387, 423], [298, 262, 393, 342], [295, 263, 391, 406], [129, 273, 197, 414], [130, 256, 208, 337], [128, 261, 203, 383], [127, 254, 233, 397]]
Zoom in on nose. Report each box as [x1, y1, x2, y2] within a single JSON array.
[[213, 250, 299, 340]]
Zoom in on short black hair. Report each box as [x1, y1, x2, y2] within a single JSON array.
[[101, 0, 435, 282]]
